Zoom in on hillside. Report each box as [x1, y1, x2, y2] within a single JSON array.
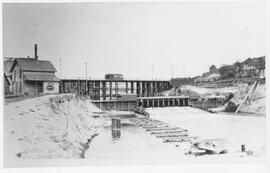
[[171, 56, 265, 87]]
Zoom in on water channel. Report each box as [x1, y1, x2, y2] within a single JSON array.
[[85, 113, 190, 164], [85, 107, 265, 164]]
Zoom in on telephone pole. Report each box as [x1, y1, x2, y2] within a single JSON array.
[[151, 64, 154, 81], [85, 62, 88, 95], [60, 57, 62, 79], [59, 57, 62, 93], [171, 66, 174, 79]]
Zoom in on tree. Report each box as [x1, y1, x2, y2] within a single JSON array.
[[209, 65, 217, 73], [219, 65, 236, 79]]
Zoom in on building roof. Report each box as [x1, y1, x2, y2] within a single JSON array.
[[4, 60, 14, 75], [4, 73, 12, 85], [10, 58, 57, 72], [24, 72, 59, 82]]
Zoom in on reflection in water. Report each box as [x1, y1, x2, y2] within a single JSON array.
[[85, 115, 188, 162], [112, 130, 121, 139], [111, 118, 121, 139]]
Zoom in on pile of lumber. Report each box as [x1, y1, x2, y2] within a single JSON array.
[[130, 118, 197, 143], [130, 117, 230, 155]]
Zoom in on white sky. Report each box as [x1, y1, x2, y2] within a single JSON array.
[[3, 2, 265, 79]]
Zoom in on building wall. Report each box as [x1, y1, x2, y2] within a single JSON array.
[[23, 81, 43, 95], [259, 69, 265, 78], [4, 76, 11, 95], [11, 65, 24, 94], [43, 81, 59, 94]]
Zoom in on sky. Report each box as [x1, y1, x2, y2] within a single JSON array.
[[3, 2, 265, 79]]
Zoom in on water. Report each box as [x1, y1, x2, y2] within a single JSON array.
[[85, 107, 265, 164], [85, 115, 189, 164]]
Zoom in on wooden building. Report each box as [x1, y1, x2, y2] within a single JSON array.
[[9, 44, 59, 95], [3, 58, 14, 95]]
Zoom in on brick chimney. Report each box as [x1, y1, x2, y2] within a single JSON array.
[[34, 44, 38, 60]]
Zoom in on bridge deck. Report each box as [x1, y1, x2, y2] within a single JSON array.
[[60, 79, 173, 100], [61, 79, 170, 82], [138, 96, 189, 99], [90, 96, 190, 111]]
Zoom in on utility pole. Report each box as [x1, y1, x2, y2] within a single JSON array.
[[59, 57, 62, 93], [85, 62, 88, 95], [151, 64, 154, 81], [183, 64, 186, 77], [60, 57, 62, 79], [171, 66, 174, 79], [151, 64, 154, 107]]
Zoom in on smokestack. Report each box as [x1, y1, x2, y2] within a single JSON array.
[[34, 44, 38, 60]]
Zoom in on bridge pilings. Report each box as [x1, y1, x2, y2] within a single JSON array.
[[60, 79, 173, 100], [137, 96, 190, 108]]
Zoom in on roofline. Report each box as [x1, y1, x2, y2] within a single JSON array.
[[23, 70, 57, 73], [9, 59, 18, 72], [9, 58, 57, 72]]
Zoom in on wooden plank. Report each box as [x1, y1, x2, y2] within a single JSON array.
[[235, 81, 258, 114], [163, 136, 198, 142], [142, 125, 169, 129], [156, 133, 189, 138], [146, 127, 180, 131], [150, 129, 188, 135]]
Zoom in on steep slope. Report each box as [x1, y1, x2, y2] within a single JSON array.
[[4, 94, 101, 163]]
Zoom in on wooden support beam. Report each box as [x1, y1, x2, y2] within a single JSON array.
[[136, 82, 140, 96], [142, 82, 145, 96], [102, 81, 106, 100], [115, 81, 118, 98], [131, 82, 134, 93], [162, 98, 165, 107], [126, 82, 128, 93], [145, 82, 148, 97], [109, 82, 112, 100]]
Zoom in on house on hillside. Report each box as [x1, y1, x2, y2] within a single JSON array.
[[258, 68, 265, 79], [237, 56, 265, 78], [9, 44, 59, 96]]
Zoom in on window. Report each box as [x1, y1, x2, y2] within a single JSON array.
[[20, 69, 22, 79]]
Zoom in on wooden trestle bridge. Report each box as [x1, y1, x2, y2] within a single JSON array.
[[60, 79, 173, 100]]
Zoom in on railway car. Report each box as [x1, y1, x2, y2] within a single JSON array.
[[105, 74, 124, 80]]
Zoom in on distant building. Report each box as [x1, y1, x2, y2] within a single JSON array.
[[8, 44, 59, 95], [237, 56, 265, 78], [105, 74, 124, 80], [258, 68, 265, 79]]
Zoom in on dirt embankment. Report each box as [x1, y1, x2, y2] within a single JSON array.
[[210, 82, 266, 114], [4, 94, 101, 161], [164, 81, 266, 115], [234, 83, 265, 114]]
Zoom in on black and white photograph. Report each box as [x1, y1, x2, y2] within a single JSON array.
[[1, 0, 268, 171]]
